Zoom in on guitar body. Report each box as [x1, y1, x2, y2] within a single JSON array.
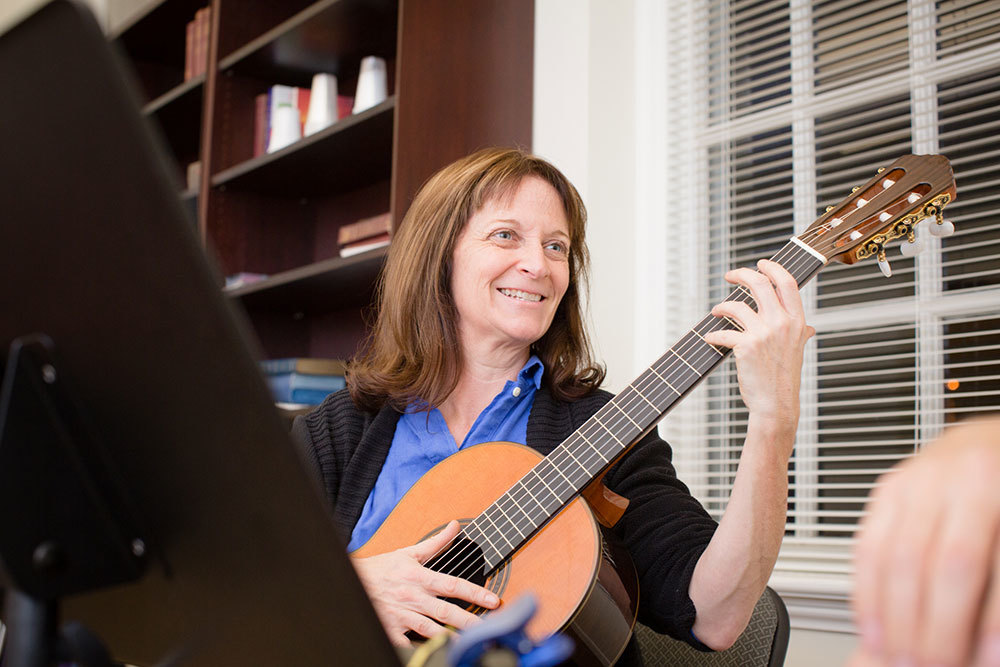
[[354, 441, 639, 666]]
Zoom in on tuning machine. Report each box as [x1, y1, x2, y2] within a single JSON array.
[[925, 203, 955, 238]]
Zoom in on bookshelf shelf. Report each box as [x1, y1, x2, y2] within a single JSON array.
[[114, 0, 533, 361], [217, 0, 396, 88], [211, 97, 394, 196], [144, 75, 203, 115], [226, 246, 387, 311]]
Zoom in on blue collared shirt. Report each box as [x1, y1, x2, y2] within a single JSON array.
[[347, 356, 544, 552]]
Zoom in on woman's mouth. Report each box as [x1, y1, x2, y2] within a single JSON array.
[[498, 288, 543, 302]]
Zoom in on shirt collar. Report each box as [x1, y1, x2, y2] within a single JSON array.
[[519, 355, 545, 390]]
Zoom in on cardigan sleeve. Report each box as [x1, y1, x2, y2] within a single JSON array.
[[604, 428, 718, 649]]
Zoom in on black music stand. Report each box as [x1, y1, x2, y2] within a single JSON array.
[[0, 2, 400, 665]]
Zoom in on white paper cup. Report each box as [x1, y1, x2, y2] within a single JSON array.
[[268, 104, 302, 153], [352, 56, 387, 114], [304, 73, 339, 136]]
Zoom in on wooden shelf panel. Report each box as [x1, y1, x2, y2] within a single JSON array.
[[112, 0, 209, 101], [225, 245, 387, 312], [144, 75, 204, 115], [211, 97, 394, 197], [218, 0, 397, 87]]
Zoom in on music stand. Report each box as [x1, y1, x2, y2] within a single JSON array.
[[0, 2, 400, 665]]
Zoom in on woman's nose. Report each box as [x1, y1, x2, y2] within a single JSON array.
[[517, 243, 550, 278]]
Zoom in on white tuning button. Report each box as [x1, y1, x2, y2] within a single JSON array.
[[929, 219, 955, 237], [877, 251, 892, 278], [900, 236, 924, 257]]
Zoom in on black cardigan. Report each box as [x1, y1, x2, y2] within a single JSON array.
[[292, 386, 718, 648]]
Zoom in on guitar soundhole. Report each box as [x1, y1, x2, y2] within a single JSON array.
[[420, 520, 509, 614]]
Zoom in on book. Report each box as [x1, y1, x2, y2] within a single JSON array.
[[184, 20, 194, 80], [252, 93, 268, 157], [338, 212, 392, 245], [339, 232, 390, 258], [195, 7, 210, 77], [266, 371, 346, 405], [259, 358, 347, 376], [224, 272, 268, 289]]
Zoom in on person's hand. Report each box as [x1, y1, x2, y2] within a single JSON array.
[[351, 520, 500, 646], [703, 259, 814, 441], [850, 417, 1000, 667]]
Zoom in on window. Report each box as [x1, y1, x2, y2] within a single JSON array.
[[643, 0, 1000, 631]]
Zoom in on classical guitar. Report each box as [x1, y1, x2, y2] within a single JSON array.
[[354, 155, 958, 666]]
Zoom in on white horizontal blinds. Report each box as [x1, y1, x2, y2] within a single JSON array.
[[708, 0, 792, 122], [936, 0, 1000, 59], [942, 314, 1000, 423], [813, 94, 914, 309], [810, 323, 918, 536], [812, 0, 909, 93], [937, 68, 1000, 294], [698, 130, 796, 519]]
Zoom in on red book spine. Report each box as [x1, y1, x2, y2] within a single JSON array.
[[184, 20, 194, 80]]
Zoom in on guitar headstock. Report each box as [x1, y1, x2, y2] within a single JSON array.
[[797, 155, 957, 275]]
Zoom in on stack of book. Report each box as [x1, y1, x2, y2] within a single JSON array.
[[253, 86, 355, 157], [260, 357, 347, 406], [339, 212, 391, 257], [183, 7, 211, 81]]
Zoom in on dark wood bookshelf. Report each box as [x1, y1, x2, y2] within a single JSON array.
[[143, 74, 203, 114], [225, 246, 387, 311], [114, 0, 534, 360], [211, 97, 393, 196], [217, 0, 396, 90]]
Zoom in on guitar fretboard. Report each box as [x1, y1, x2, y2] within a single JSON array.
[[462, 238, 826, 570]]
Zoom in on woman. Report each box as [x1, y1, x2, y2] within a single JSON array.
[[293, 148, 812, 659]]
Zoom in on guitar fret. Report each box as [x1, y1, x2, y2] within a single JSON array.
[[631, 382, 659, 411], [542, 458, 575, 490], [529, 467, 561, 502], [609, 399, 642, 430], [647, 365, 681, 395], [691, 329, 725, 356], [492, 499, 527, 539], [465, 521, 501, 561], [723, 316, 744, 332], [668, 347, 698, 374], [479, 508, 515, 550], [592, 413, 623, 446], [577, 430, 604, 456]]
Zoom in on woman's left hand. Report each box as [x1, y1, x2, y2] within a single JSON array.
[[702, 259, 814, 437]]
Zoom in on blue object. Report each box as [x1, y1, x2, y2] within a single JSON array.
[[347, 356, 543, 551], [266, 372, 345, 404], [447, 595, 574, 667]]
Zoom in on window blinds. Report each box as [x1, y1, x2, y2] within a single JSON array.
[[651, 0, 1000, 632]]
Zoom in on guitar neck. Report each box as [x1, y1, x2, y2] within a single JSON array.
[[466, 238, 827, 570]]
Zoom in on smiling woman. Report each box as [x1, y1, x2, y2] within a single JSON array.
[[291, 147, 814, 664]]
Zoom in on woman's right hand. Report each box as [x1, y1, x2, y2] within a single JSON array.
[[351, 520, 501, 646]]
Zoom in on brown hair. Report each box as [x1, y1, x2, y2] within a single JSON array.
[[348, 147, 605, 412]]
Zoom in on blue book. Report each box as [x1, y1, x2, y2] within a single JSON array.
[[266, 372, 346, 404], [259, 357, 346, 376]]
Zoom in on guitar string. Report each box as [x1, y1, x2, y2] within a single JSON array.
[[424, 237, 821, 583], [423, 182, 926, 585]]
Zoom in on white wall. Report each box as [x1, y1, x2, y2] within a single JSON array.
[[534, 1, 858, 664]]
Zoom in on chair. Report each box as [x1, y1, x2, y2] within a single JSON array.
[[633, 586, 789, 666]]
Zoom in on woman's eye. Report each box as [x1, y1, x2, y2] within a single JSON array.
[[546, 241, 568, 254], [493, 230, 514, 240]]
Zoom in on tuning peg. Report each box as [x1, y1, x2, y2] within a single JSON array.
[[929, 218, 955, 237], [900, 233, 924, 257], [877, 249, 892, 277]]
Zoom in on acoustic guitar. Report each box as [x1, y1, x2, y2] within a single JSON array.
[[354, 155, 958, 665]]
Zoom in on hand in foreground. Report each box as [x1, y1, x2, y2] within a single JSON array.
[[703, 259, 815, 437], [351, 520, 500, 646], [850, 417, 1000, 667]]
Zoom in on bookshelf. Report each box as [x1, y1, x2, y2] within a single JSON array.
[[112, 0, 534, 361]]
